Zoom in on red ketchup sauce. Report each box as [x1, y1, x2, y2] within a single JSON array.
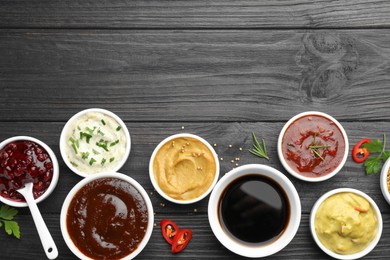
[[0, 141, 53, 201], [282, 115, 345, 178], [66, 178, 148, 260]]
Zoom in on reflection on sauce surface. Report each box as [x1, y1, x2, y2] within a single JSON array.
[[66, 178, 148, 260], [282, 115, 345, 177], [218, 175, 289, 246]]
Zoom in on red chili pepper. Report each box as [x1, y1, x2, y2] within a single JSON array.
[[160, 219, 179, 245], [352, 138, 371, 163], [172, 229, 192, 254]]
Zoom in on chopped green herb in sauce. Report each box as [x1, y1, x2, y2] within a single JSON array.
[[81, 152, 90, 160], [71, 143, 78, 154], [80, 132, 92, 144], [110, 157, 115, 163], [101, 119, 106, 125], [96, 139, 109, 152], [101, 158, 106, 166], [116, 126, 121, 131], [70, 161, 78, 167], [97, 130, 105, 136], [89, 158, 96, 166], [110, 140, 119, 147]]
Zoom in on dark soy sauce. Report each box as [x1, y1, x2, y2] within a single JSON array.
[[218, 175, 290, 245]]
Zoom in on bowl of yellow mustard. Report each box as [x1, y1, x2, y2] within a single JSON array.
[[149, 133, 219, 204], [310, 188, 382, 259]]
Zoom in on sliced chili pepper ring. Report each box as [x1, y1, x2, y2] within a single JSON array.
[[352, 138, 371, 163], [172, 229, 192, 254], [160, 219, 179, 245]]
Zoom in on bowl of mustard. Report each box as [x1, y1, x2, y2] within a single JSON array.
[[149, 133, 219, 204], [310, 188, 382, 259]]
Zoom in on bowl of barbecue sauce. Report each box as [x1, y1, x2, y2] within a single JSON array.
[[208, 164, 301, 258], [60, 172, 154, 260]]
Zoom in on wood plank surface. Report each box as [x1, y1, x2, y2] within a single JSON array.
[[1, 0, 390, 29], [1, 30, 390, 122], [0, 121, 389, 259]]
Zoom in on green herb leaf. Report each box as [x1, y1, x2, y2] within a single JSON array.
[[363, 140, 383, 153], [96, 139, 109, 152], [71, 143, 78, 154], [249, 132, 269, 160], [97, 130, 105, 136], [364, 156, 381, 175], [81, 152, 90, 160], [0, 205, 20, 239], [92, 149, 100, 155], [3, 220, 20, 239], [85, 126, 96, 135], [80, 132, 92, 144], [101, 119, 106, 125], [101, 158, 106, 166], [110, 140, 119, 147], [89, 158, 97, 166], [116, 126, 121, 131], [70, 161, 78, 167], [0, 205, 18, 220], [110, 157, 115, 163], [384, 151, 390, 162]]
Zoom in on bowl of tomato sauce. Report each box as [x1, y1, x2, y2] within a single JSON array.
[[278, 111, 349, 182], [0, 136, 59, 207]]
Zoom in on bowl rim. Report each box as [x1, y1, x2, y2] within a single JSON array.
[[60, 172, 154, 260], [59, 108, 131, 178], [277, 111, 349, 182], [380, 157, 390, 205], [310, 188, 383, 260], [0, 136, 59, 207], [208, 164, 301, 258], [149, 133, 220, 204]]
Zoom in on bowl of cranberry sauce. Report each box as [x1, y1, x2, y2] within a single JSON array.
[[0, 136, 59, 207], [278, 111, 348, 182]]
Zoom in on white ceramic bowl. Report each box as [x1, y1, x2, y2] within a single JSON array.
[[60, 172, 154, 260], [278, 111, 349, 182], [60, 108, 131, 178], [380, 157, 390, 204], [149, 133, 220, 204], [0, 136, 59, 207], [208, 164, 301, 258], [310, 188, 382, 260]]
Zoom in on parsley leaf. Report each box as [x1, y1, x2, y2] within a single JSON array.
[[363, 140, 383, 153], [4, 221, 20, 239], [364, 156, 381, 175], [0, 205, 18, 220], [0, 204, 20, 239], [360, 134, 390, 175]]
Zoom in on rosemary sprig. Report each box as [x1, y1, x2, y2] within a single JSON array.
[[309, 132, 330, 161], [249, 132, 269, 160]]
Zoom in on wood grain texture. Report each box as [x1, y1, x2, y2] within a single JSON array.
[[1, 0, 390, 29], [2, 213, 390, 259], [1, 30, 390, 122]]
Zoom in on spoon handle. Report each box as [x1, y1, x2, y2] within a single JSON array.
[[21, 184, 59, 259]]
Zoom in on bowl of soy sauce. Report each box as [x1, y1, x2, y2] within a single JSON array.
[[208, 164, 301, 258]]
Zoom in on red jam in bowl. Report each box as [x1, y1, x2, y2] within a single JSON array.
[[66, 178, 148, 260], [0, 141, 53, 201], [281, 115, 346, 178]]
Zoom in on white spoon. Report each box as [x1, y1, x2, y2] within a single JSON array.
[[17, 182, 58, 259]]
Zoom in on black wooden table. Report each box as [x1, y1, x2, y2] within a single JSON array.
[[1, 1, 390, 259]]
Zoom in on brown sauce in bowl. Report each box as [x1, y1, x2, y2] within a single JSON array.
[[218, 175, 290, 245], [66, 177, 148, 260]]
